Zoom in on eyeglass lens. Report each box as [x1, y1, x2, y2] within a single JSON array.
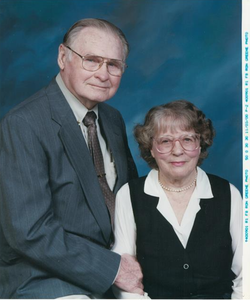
[[155, 135, 199, 153], [82, 55, 124, 76]]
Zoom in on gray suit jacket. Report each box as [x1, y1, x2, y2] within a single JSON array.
[[0, 79, 138, 298]]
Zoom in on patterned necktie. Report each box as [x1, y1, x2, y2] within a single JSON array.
[[83, 111, 115, 227]]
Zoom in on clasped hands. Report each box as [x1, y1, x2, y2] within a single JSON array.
[[114, 253, 144, 295]]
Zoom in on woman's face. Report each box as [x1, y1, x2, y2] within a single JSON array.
[[150, 126, 201, 183]]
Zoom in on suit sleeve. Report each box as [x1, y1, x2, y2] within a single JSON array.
[[0, 113, 120, 294]]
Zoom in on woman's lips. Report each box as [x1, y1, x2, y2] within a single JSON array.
[[171, 161, 186, 167]]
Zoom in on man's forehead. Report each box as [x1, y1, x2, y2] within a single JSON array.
[[77, 26, 116, 42], [74, 27, 124, 59]]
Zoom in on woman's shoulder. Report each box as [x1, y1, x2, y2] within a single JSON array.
[[199, 167, 242, 199], [128, 175, 147, 185]]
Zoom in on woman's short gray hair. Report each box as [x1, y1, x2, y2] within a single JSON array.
[[134, 100, 215, 169], [63, 18, 129, 60]]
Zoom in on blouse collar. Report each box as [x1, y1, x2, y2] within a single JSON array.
[[144, 166, 213, 200]]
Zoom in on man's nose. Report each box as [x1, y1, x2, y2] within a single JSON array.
[[94, 61, 110, 80]]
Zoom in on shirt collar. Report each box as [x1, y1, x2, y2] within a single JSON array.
[[144, 167, 214, 199], [56, 73, 99, 123]]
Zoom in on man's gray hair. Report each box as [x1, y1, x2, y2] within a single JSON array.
[[63, 18, 129, 60]]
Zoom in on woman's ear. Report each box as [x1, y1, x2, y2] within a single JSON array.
[[150, 148, 155, 158]]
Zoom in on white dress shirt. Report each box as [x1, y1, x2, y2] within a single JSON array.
[[56, 73, 117, 190], [112, 167, 243, 299]]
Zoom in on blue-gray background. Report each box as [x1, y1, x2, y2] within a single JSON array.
[[0, 0, 242, 192]]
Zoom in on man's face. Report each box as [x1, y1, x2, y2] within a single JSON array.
[[58, 27, 124, 109]]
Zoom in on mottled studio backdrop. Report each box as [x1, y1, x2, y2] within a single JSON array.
[[0, 0, 242, 192]]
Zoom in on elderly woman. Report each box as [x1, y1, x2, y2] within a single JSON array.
[[112, 100, 242, 299]]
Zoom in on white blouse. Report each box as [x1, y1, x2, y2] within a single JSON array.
[[112, 167, 242, 299]]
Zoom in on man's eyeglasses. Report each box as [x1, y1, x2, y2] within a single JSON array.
[[65, 46, 127, 77], [153, 134, 200, 154]]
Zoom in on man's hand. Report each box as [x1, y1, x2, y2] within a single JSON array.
[[114, 253, 144, 295]]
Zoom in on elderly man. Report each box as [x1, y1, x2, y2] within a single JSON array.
[[0, 18, 143, 299]]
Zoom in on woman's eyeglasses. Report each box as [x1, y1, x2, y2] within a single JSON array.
[[153, 134, 200, 153]]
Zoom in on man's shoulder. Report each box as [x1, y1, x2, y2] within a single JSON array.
[[1, 79, 59, 122], [99, 102, 122, 117]]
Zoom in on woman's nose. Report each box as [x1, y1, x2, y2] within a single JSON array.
[[171, 140, 184, 155]]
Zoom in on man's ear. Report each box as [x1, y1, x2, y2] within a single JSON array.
[[57, 44, 66, 70]]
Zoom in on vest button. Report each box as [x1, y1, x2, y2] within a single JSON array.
[[183, 263, 189, 269]]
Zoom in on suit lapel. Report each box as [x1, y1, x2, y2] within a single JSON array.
[[98, 107, 128, 193], [47, 79, 112, 244]]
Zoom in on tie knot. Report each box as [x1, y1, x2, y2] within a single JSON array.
[[83, 111, 97, 127]]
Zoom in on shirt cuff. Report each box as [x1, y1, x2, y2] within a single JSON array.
[[112, 286, 150, 299]]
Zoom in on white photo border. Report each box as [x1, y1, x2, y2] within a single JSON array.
[[242, 0, 250, 299]]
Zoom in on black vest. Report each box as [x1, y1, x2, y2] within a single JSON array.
[[129, 173, 234, 299]]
